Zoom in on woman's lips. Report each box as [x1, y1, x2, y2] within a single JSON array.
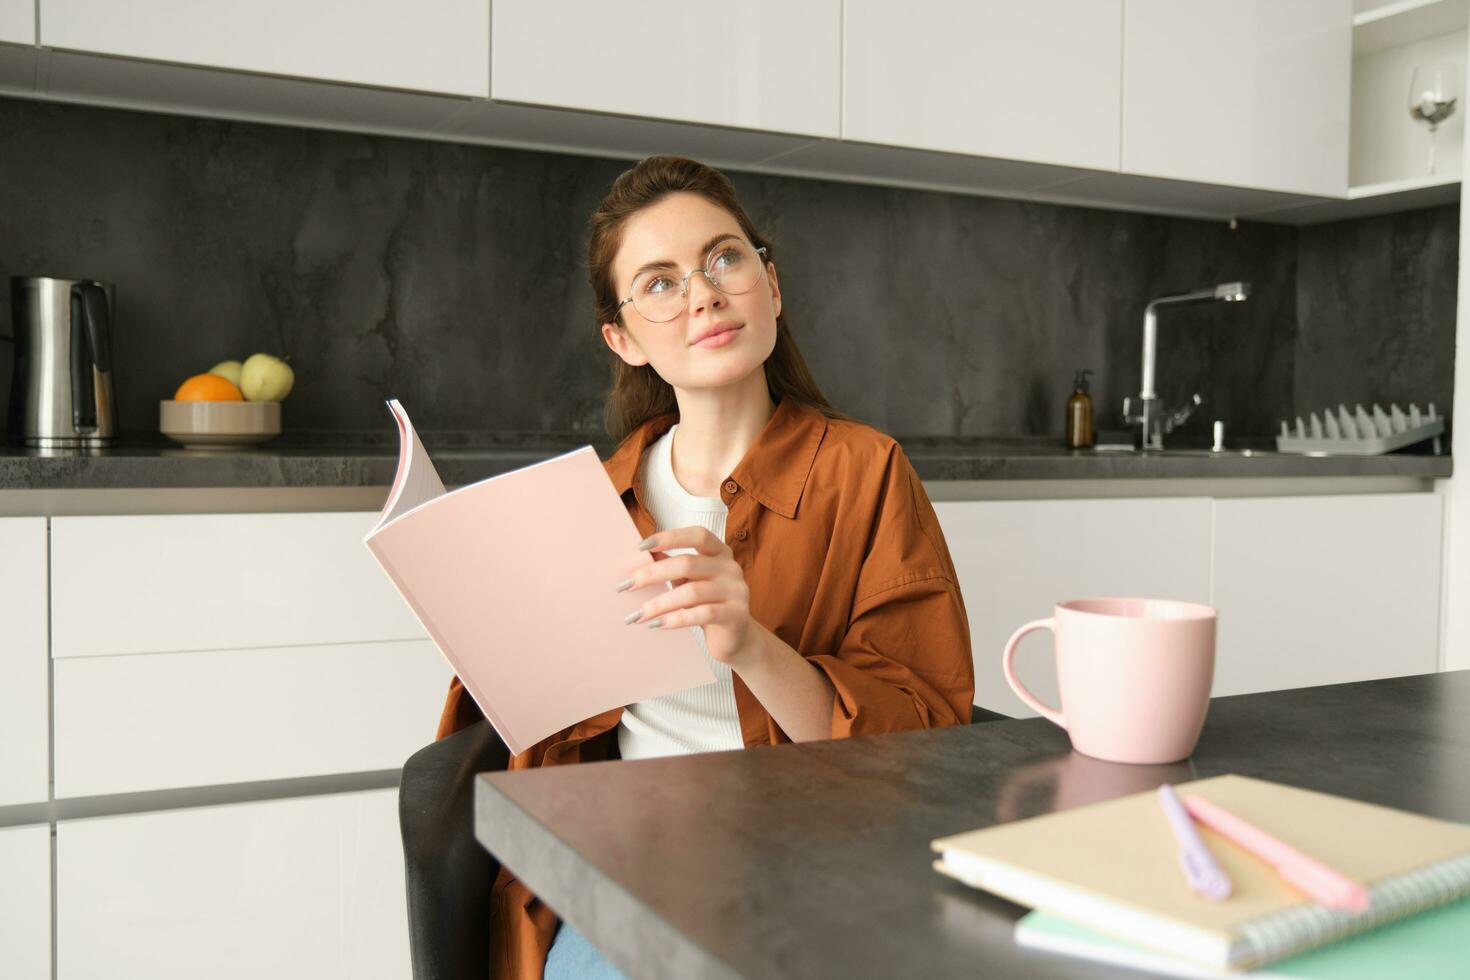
[[693, 324, 742, 348]]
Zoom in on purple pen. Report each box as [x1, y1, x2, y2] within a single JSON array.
[[1158, 784, 1232, 901]]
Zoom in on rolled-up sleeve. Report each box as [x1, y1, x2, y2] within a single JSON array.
[[807, 445, 976, 738]]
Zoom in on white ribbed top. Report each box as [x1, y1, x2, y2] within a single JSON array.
[[617, 423, 745, 761]]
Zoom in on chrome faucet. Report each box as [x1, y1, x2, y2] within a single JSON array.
[[1123, 282, 1250, 450]]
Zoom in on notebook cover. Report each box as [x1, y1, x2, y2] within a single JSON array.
[[1015, 899, 1470, 979], [363, 401, 715, 755], [932, 775, 1470, 968]]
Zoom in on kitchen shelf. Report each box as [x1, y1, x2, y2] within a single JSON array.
[[1243, 172, 1459, 223], [1349, 172, 1461, 197], [1354, 0, 1470, 56]]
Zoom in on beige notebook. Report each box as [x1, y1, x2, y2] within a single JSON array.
[[362, 399, 715, 755], [931, 774, 1470, 972]]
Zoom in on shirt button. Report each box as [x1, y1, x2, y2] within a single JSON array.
[[723, 480, 739, 495], [735, 528, 749, 541]]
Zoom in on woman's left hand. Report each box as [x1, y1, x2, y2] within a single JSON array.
[[617, 526, 758, 667]]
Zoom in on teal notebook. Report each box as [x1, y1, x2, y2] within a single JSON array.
[[1015, 899, 1470, 979]]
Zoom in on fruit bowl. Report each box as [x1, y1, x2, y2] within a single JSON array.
[[159, 399, 281, 449]]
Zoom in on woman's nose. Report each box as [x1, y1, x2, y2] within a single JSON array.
[[685, 270, 724, 315]]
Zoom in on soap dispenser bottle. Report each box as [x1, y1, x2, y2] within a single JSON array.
[[1065, 369, 1095, 449]]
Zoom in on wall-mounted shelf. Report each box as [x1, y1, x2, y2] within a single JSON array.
[[1354, 0, 1470, 56], [1245, 173, 1459, 223], [1350, 172, 1461, 197]]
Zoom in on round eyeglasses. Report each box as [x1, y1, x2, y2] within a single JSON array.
[[615, 240, 769, 324]]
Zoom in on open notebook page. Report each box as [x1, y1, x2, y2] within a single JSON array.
[[368, 398, 446, 536]]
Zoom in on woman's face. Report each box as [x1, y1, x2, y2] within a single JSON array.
[[601, 191, 781, 394]]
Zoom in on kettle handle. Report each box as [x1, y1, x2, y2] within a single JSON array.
[[77, 283, 112, 373], [70, 283, 112, 432]]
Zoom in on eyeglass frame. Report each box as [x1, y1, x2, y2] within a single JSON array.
[[613, 241, 770, 323]]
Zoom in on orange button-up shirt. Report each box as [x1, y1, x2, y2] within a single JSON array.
[[433, 396, 976, 980]]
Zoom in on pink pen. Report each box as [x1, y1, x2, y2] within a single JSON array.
[[1181, 794, 1371, 913]]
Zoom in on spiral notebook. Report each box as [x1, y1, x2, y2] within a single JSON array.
[[362, 399, 715, 755], [931, 774, 1470, 972]]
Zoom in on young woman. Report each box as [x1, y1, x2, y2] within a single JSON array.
[[434, 156, 976, 980]]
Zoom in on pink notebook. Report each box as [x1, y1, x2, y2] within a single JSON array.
[[363, 399, 714, 755]]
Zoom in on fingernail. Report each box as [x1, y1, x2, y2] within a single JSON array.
[[623, 610, 643, 625], [614, 578, 634, 593], [637, 536, 657, 551], [645, 618, 664, 629]]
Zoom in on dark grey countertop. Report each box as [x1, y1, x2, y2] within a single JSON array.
[[474, 671, 1470, 980], [0, 430, 1452, 489]]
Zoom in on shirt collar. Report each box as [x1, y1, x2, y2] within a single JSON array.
[[603, 396, 828, 520]]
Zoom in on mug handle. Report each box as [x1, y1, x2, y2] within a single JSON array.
[[1002, 618, 1067, 729]]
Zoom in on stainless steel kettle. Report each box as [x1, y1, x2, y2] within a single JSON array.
[[4, 276, 117, 447]]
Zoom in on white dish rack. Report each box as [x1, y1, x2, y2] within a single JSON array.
[[1276, 403, 1443, 455]]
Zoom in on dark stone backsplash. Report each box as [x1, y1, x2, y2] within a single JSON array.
[[0, 96, 1457, 444], [1296, 206, 1459, 425]]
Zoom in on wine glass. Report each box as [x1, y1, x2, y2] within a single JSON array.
[[1409, 65, 1458, 177]]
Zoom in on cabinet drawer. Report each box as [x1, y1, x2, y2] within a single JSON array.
[[51, 512, 425, 659], [0, 824, 51, 980], [57, 789, 407, 980], [0, 517, 50, 807], [40, 0, 488, 97], [54, 640, 450, 798]]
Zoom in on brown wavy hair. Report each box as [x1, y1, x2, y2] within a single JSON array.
[[587, 155, 854, 443]]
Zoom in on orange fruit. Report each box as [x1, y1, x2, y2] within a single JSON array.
[[174, 373, 244, 401]]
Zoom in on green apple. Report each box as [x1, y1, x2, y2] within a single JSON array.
[[240, 352, 295, 402], [207, 360, 243, 387]]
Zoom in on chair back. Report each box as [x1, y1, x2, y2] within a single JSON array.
[[399, 719, 511, 980]]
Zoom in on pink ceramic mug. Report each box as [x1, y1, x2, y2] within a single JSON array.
[[1002, 597, 1217, 764]]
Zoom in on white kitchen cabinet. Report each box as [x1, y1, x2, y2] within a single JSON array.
[[934, 491, 1444, 718], [934, 498, 1214, 717], [39, 0, 488, 97], [1122, 0, 1352, 196], [0, 824, 51, 980], [1211, 493, 1443, 695], [53, 639, 449, 798], [57, 788, 408, 980], [0, 517, 49, 807], [490, 0, 841, 138], [50, 512, 425, 659], [0, 0, 34, 45], [843, 0, 1123, 172], [48, 510, 449, 797]]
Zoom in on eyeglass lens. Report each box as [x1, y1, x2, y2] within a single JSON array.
[[630, 240, 765, 322]]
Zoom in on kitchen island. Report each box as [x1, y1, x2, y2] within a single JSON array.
[[473, 670, 1470, 980]]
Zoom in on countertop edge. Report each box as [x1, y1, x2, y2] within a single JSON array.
[[0, 444, 1452, 492]]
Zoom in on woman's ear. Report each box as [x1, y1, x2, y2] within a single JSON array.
[[601, 320, 650, 367], [766, 262, 782, 319]]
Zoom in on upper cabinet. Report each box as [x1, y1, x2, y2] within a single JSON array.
[[11, 0, 1409, 221], [0, 0, 34, 45], [39, 0, 489, 97], [1122, 0, 1353, 197], [843, 0, 1123, 172], [489, 0, 841, 138]]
